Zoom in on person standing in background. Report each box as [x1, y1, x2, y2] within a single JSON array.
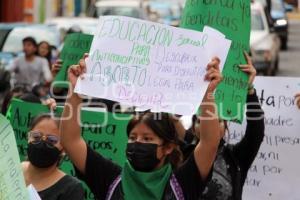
[[37, 41, 53, 70], [9, 37, 52, 91]]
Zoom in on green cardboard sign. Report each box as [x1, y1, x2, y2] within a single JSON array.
[[54, 33, 93, 88], [7, 99, 132, 199], [6, 100, 50, 161], [180, 0, 251, 122], [0, 114, 29, 200]]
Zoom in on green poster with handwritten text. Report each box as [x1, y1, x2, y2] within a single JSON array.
[[181, 0, 251, 122], [54, 33, 93, 88], [0, 114, 29, 200], [7, 99, 131, 200]]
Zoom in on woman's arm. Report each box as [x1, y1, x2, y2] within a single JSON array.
[[60, 55, 88, 174], [233, 52, 265, 171], [194, 57, 222, 180], [51, 59, 62, 78], [232, 90, 265, 171]]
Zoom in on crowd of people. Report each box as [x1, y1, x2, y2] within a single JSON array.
[[1, 19, 300, 200]]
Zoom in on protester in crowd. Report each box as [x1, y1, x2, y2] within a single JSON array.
[[295, 93, 300, 109], [9, 37, 52, 91], [37, 41, 53, 69], [48, 59, 70, 104], [185, 52, 265, 200], [22, 114, 85, 200], [31, 83, 51, 103], [179, 115, 200, 160], [172, 116, 187, 142], [20, 92, 42, 104], [59, 55, 222, 200], [1, 86, 27, 115], [1, 86, 57, 121], [51, 59, 63, 79]]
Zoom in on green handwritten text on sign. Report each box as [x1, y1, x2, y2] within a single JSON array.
[[0, 114, 29, 200], [7, 99, 49, 160], [180, 0, 251, 122], [76, 16, 231, 116], [7, 99, 131, 200], [54, 33, 93, 88]]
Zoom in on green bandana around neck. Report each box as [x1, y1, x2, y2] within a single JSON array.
[[121, 160, 172, 200]]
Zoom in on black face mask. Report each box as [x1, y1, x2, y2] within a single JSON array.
[[27, 141, 61, 168], [126, 142, 161, 172]]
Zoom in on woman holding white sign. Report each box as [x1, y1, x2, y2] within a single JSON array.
[[190, 53, 265, 200], [60, 54, 223, 200]]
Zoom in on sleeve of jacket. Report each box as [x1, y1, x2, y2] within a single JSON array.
[[232, 90, 265, 173]]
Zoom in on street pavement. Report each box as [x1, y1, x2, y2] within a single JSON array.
[[277, 19, 300, 77]]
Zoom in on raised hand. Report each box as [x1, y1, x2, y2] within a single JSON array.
[[67, 53, 88, 89], [239, 51, 257, 86], [51, 59, 63, 78], [205, 57, 223, 92], [44, 98, 57, 111]]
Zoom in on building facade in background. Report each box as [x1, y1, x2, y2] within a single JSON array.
[[0, 0, 95, 23]]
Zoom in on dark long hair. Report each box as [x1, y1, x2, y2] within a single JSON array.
[[29, 113, 59, 131], [1, 86, 27, 115], [37, 41, 52, 68], [127, 112, 183, 169]]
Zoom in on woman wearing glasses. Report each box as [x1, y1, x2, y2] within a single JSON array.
[[22, 114, 85, 200]]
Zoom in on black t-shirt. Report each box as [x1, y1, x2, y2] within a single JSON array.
[[38, 175, 85, 200], [75, 145, 208, 200], [201, 146, 233, 200], [184, 92, 265, 200]]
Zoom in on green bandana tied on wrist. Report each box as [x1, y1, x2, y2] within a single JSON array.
[[121, 160, 172, 200]]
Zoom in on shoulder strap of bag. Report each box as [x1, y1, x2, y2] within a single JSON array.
[[170, 173, 185, 200], [105, 175, 122, 200]]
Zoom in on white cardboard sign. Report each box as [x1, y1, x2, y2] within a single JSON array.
[[227, 76, 300, 200], [75, 16, 231, 115]]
